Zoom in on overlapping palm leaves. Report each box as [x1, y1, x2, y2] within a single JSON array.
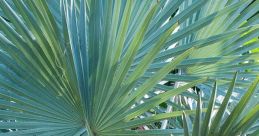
[[0, 0, 258, 135], [183, 73, 259, 136]]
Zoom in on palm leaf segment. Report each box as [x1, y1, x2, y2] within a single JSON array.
[[183, 74, 259, 136], [0, 0, 258, 135]]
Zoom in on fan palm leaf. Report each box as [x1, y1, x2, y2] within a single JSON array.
[[0, 0, 258, 135], [183, 74, 259, 136]]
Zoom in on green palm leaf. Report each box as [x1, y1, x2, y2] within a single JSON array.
[[0, 0, 258, 135], [183, 74, 259, 136]]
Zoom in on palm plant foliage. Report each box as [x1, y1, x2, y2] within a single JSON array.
[[183, 74, 259, 136], [0, 0, 258, 135]]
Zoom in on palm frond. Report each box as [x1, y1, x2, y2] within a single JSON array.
[[0, 0, 258, 135], [183, 74, 259, 136]]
